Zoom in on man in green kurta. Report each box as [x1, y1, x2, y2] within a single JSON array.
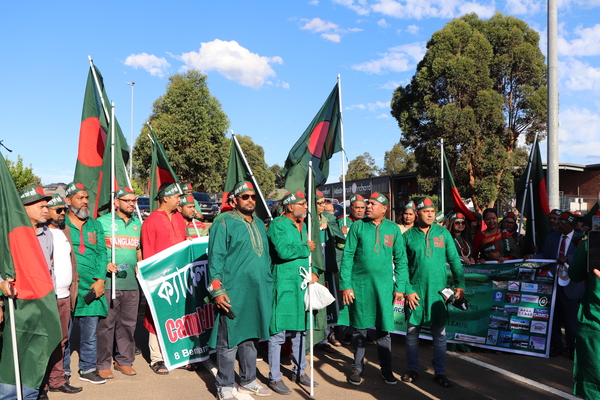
[[208, 181, 273, 400], [402, 196, 465, 388], [340, 192, 406, 386], [569, 236, 600, 399], [64, 182, 109, 385], [267, 190, 318, 395]]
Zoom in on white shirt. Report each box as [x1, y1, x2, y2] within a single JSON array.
[[51, 228, 73, 299]]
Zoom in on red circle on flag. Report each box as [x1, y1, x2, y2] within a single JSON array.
[[424, 198, 434, 207], [35, 187, 45, 196]]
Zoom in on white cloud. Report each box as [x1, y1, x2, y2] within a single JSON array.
[[561, 58, 600, 91], [458, 1, 496, 17], [376, 113, 391, 118], [504, 0, 544, 15], [308, 0, 319, 4], [377, 18, 389, 27], [331, 0, 371, 15], [299, 17, 360, 42], [558, 106, 600, 163], [406, 24, 420, 35], [124, 53, 171, 77], [301, 17, 339, 32], [558, 24, 600, 56], [381, 80, 404, 89], [352, 42, 426, 74], [346, 101, 389, 111], [178, 40, 282, 89]]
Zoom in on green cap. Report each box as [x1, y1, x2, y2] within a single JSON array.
[[19, 185, 51, 205], [115, 187, 134, 199], [158, 182, 181, 199], [435, 211, 444, 223], [180, 194, 196, 206], [405, 200, 415, 210], [282, 190, 306, 206], [232, 181, 254, 196], [316, 190, 325, 200], [369, 192, 389, 206], [47, 194, 65, 208], [416, 196, 435, 210], [65, 182, 87, 198], [349, 194, 365, 204]]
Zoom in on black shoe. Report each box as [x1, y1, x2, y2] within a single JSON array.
[[49, 383, 83, 393], [381, 369, 397, 385], [37, 390, 48, 400], [135, 346, 142, 355], [347, 369, 362, 386], [78, 370, 106, 384], [550, 346, 563, 357]]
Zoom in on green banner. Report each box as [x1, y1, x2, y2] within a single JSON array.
[[330, 260, 557, 358], [137, 237, 214, 369]]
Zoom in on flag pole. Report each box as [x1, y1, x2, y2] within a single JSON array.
[[307, 161, 314, 397], [8, 296, 23, 400], [110, 103, 116, 301], [518, 134, 538, 236], [88, 56, 142, 222], [440, 139, 445, 216], [231, 131, 271, 222], [338, 75, 347, 227]]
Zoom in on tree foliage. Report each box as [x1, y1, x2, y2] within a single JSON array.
[[234, 135, 275, 196], [384, 142, 415, 175], [6, 155, 41, 190], [269, 164, 285, 189], [391, 12, 546, 212], [341, 152, 380, 181], [133, 70, 230, 193]]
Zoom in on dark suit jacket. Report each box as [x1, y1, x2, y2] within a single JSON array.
[[538, 231, 584, 299]]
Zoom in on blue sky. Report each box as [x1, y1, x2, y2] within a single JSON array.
[[1, 0, 599, 186]]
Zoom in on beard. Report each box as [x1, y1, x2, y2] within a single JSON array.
[[71, 205, 90, 220], [49, 218, 66, 229]]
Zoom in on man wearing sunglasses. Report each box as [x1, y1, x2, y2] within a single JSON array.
[[96, 187, 141, 379], [208, 181, 273, 400], [44, 194, 82, 395]]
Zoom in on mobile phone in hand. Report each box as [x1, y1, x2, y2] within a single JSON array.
[[83, 288, 96, 305]]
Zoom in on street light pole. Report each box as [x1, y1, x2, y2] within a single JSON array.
[[126, 82, 135, 178]]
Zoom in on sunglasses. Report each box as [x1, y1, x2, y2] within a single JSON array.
[[316, 201, 326, 205], [54, 207, 67, 214], [454, 220, 465, 225], [239, 194, 257, 201], [118, 198, 138, 204]]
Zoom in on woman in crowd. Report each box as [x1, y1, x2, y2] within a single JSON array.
[[445, 212, 475, 265], [499, 211, 525, 253], [398, 201, 416, 234], [473, 208, 521, 262]]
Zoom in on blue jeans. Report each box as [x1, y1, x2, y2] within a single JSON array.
[[76, 316, 100, 373], [215, 315, 258, 390], [353, 328, 392, 372], [406, 323, 447, 375], [63, 315, 73, 376], [0, 383, 39, 400], [268, 331, 306, 382]]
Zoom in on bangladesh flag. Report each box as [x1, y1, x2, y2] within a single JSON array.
[[442, 146, 476, 221], [0, 152, 61, 390], [73, 63, 130, 217], [224, 135, 270, 221], [516, 139, 550, 250], [149, 125, 180, 212], [282, 83, 342, 190]]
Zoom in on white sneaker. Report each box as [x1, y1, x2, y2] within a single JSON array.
[[238, 380, 272, 397], [217, 389, 236, 400]]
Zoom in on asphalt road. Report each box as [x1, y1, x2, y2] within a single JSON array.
[[48, 324, 578, 400]]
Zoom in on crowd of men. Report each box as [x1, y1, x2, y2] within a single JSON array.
[[3, 181, 599, 400]]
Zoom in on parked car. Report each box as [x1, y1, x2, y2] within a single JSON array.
[[192, 192, 220, 222], [137, 196, 150, 220]]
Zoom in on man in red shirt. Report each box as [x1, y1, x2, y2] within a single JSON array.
[[140, 182, 186, 375]]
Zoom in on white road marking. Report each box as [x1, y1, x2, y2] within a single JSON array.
[[448, 352, 579, 400]]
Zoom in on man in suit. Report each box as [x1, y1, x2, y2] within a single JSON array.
[[535, 212, 583, 357]]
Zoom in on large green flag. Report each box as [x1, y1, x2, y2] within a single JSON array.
[[149, 126, 180, 212], [0, 152, 61, 390], [282, 83, 342, 190], [73, 63, 130, 217], [516, 139, 550, 251], [224, 135, 270, 221]]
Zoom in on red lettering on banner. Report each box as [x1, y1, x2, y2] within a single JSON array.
[[164, 304, 216, 343], [166, 319, 178, 343]]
